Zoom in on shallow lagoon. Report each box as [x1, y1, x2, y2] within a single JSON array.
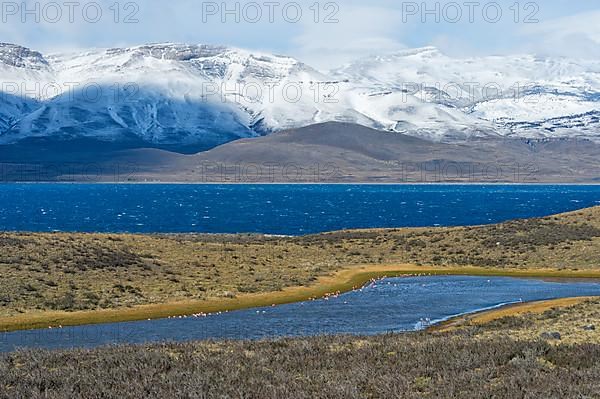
[[2, 275, 600, 352]]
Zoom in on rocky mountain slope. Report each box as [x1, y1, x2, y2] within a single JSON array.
[[0, 43, 599, 152]]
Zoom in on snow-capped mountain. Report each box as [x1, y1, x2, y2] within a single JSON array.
[[0, 43, 338, 151], [1, 42, 599, 151], [333, 47, 600, 140]]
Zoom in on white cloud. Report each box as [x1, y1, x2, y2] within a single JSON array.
[[1, 0, 599, 67], [519, 10, 600, 58], [290, 5, 406, 70]]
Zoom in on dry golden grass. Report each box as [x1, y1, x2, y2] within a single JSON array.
[[2, 206, 600, 330]]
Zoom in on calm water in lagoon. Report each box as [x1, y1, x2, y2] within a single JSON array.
[[1, 184, 600, 234], [2, 275, 600, 352]]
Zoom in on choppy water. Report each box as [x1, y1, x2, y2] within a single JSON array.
[[2, 275, 600, 352], [1, 184, 600, 234]]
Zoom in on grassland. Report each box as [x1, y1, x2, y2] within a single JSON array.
[[2, 207, 600, 397], [1, 298, 600, 398], [3, 206, 600, 331]]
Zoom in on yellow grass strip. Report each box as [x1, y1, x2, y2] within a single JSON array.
[[431, 296, 599, 332]]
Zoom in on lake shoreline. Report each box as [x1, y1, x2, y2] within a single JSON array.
[[429, 295, 599, 333], [4, 204, 600, 334], [3, 264, 600, 333]]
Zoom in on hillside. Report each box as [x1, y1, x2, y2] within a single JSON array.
[[3, 122, 600, 183]]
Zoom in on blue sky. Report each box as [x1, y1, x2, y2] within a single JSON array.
[[2, 0, 599, 68]]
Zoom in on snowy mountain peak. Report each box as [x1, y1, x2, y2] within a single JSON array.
[[0, 43, 49, 70], [0, 42, 599, 151], [48, 43, 320, 86], [106, 43, 231, 61], [380, 46, 442, 59]]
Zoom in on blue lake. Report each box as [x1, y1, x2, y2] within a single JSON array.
[[2, 275, 600, 352], [1, 184, 600, 234]]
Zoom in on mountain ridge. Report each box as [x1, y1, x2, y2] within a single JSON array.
[[0, 42, 599, 152]]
